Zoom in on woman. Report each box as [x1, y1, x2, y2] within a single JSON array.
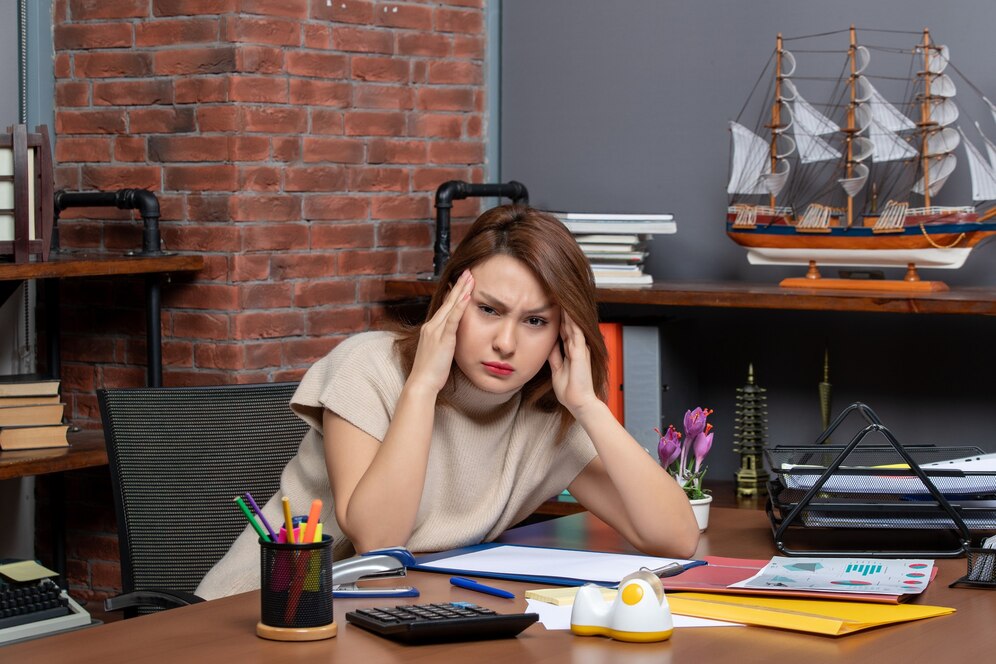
[[197, 205, 699, 599]]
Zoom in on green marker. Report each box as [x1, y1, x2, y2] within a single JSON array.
[[235, 496, 271, 541]]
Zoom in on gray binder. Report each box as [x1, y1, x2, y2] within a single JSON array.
[[622, 325, 662, 455]]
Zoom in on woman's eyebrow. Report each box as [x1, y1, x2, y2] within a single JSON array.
[[476, 290, 553, 315]]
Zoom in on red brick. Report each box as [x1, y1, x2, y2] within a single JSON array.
[[172, 312, 230, 339], [187, 195, 233, 222], [338, 249, 397, 275], [168, 283, 240, 310], [302, 23, 332, 49], [332, 26, 393, 54], [195, 343, 244, 369], [153, 46, 237, 75], [310, 223, 373, 249], [311, 0, 373, 24], [288, 79, 351, 107], [135, 18, 219, 46], [174, 77, 228, 103], [398, 248, 432, 275], [437, 0, 484, 7], [162, 340, 194, 367], [428, 140, 483, 164], [70, 0, 147, 20], [236, 45, 285, 73], [153, 0, 238, 16], [168, 224, 240, 250], [222, 15, 300, 47], [56, 137, 112, 163], [344, 111, 405, 136], [91, 560, 123, 590], [347, 166, 408, 192], [82, 165, 161, 190], [162, 368, 233, 386], [359, 277, 393, 303], [411, 60, 428, 84], [272, 253, 335, 279], [280, 336, 347, 365], [285, 166, 347, 192], [305, 306, 368, 335], [375, 4, 432, 30], [232, 311, 305, 339], [196, 106, 240, 132], [229, 75, 288, 103], [303, 196, 370, 222], [230, 136, 270, 161], [367, 139, 426, 164], [416, 87, 474, 112], [435, 7, 483, 34], [56, 81, 90, 107], [413, 167, 469, 191], [354, 84, 414, 110], [239, 282, 293, 308], [128, 107, 196, 133], [309, 110, 344, 135], [240, 0, 309, 18], [294, 280, 356, 307], [378, 221, 431, 247], [61, 365, 98, 393], [272, 137, 301, 161], [453, 34, 485, 59], [285, 51, 348, 78], [428, 61, 482, 85], [243, 106, 308, 133], [229, 194, 301, 221], [371, 195, 430, 221], [242, 223, 310, 251], [238, 166, 282, 191], [55, 22, 133, 49], [410, 113, 462, 139], [231, 254, 271, 281], [114, 136, 148, 162], [244, 342, 282, 369], [396, 32, 450, 57], [302, 137, 365, 163], [75, 52, 152, 78], [351, 56, 409, 83], [57, 109, 127, 134], [466, 114, 482, 138], [165, 165, 238, 192], [94, 79, 173, 106]]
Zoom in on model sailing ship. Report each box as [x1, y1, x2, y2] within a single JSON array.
[[726, 26, 996, 288]]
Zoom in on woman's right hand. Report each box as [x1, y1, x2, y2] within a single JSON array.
[[408, 270, 475, 394]]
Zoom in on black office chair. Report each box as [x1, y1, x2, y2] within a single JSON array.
[[97, 382, 309, 616]]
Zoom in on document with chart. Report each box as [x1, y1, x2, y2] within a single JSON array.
[[729, 557, 934, 595]]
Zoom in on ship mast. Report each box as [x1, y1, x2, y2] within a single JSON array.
[[920, 28, 934, 208], [770, 33, 783, 210], [845, 25, 858, 228]]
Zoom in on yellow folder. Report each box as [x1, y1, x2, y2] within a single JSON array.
[[667, 593, 954, 636]]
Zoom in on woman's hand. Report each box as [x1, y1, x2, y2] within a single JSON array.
[[548, 312, 601, 416], [408, 270, 475, 394]]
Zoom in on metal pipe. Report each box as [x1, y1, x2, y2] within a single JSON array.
[[433, 180, 529, 276], [54, 188, 167, 256]]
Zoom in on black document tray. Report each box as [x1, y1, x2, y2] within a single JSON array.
[[764, 403, 996, 558]]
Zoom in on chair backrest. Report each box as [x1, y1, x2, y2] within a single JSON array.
[[97, 382, 308, 602]]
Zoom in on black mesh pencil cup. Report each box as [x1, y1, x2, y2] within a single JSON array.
[[256, 535, 338, 641]]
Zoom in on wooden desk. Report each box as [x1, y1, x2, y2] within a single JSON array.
[[0, 252, 204, 387], [385, 277, 996, 316], [0, 430, 106, 481], [6, 507, 994, 662]]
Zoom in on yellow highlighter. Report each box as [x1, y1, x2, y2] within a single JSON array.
[[282, 496, 296, 544]]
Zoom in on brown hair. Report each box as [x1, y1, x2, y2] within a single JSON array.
[[395, 205, 607, 436]]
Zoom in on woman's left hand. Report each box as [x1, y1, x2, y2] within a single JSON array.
[[548, 312, 600, 416]]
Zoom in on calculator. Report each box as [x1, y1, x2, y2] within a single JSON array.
[[345, 602, 539, 644]]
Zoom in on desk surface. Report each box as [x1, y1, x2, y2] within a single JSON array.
[[0, 252, 203, 281], [385, 277, 996, 316], [5, 507, 994, 662], [0, 430, 106, 481]]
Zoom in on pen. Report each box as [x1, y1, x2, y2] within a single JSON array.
[[244, 492, 277, 542], [234, 496, 270, 542], [450, 576, 515, 599], [302, 499, 323, 546], [282, 496, 296, 544], [648, 562, 686, 579]]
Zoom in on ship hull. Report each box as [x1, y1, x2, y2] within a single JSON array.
[[726, 214, 996, 268]]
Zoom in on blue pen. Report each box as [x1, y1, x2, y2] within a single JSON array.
[[450, 577, 515, 599]]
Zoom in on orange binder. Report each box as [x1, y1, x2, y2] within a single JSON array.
[[599, 322, 624, 424]]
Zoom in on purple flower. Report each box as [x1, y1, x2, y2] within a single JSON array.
[[693, 425, 714, 474], [683, 407, 710, 440], [657, 425, 682, 468]]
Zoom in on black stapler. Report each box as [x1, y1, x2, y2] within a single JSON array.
[[331, 546, 420, 598]]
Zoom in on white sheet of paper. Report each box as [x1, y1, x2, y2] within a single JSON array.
[[418, 545, 696, 585], [728, 557, 934, 595], [525, 600, 741, 630]]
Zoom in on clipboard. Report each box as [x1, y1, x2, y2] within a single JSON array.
[[412, 542, 706, 586]]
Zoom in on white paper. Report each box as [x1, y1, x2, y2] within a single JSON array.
[[729, 557, 933, 595], [418, 545, 697, 585], [524, 600, 741, 630]]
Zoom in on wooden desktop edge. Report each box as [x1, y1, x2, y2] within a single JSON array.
[[0, 430, 107, 480]]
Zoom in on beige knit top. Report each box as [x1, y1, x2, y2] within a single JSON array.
[[195, 330, 597, 600]]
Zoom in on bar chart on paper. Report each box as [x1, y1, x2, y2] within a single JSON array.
[[731, 557, 935, 595]]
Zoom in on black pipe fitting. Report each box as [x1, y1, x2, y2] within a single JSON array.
[[53, 188, 168, 256]]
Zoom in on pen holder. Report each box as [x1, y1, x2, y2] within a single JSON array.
[[256, 535, 338, 641], [950, 546, 996, 589]]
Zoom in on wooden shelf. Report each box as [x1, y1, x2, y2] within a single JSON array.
[[385, 277, 996, 316], [0, 252, 204, 282], [0, 429, 107, 481]]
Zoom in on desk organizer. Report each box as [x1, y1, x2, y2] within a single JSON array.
[[950, 546, 996, 588], [764, 402, 996, 558]]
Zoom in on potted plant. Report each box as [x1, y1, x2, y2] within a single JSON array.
[[657, 407, 714, 531]]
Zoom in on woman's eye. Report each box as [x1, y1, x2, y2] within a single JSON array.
[[525, 316, 548, 327], [478, 305, 498, 316]]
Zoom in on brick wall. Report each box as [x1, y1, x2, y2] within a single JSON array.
[[42, 0, 488, 608]]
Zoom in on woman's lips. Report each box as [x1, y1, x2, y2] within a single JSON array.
[[482, 362, 514, 376]]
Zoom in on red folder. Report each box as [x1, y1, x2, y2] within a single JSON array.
[[662, 556, 936, 604]]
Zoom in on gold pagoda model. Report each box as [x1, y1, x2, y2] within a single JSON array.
[[733, 364, 769, 498]]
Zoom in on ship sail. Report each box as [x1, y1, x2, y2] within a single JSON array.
[[727, 121, 773, 195], [782, 75, 842, 163], [959, 126, 996, 201], [912, 42, 959, 198]]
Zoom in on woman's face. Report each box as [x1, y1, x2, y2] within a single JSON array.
[[454, 254, 562, 394]]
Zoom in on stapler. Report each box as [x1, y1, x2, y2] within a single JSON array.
[[331, 546, 420, 598]]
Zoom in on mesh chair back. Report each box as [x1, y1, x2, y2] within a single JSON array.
[[98, 383, 308, 603]]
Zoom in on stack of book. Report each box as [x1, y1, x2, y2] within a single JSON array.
[[0, 376, 68, 451], [548, 211, 676, 286]]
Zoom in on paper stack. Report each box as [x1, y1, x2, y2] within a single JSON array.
[[548, 211, 677, 286], [0, 375, 68, 451]]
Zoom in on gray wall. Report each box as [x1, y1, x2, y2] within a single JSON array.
[[501, 1, 996, 482]]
